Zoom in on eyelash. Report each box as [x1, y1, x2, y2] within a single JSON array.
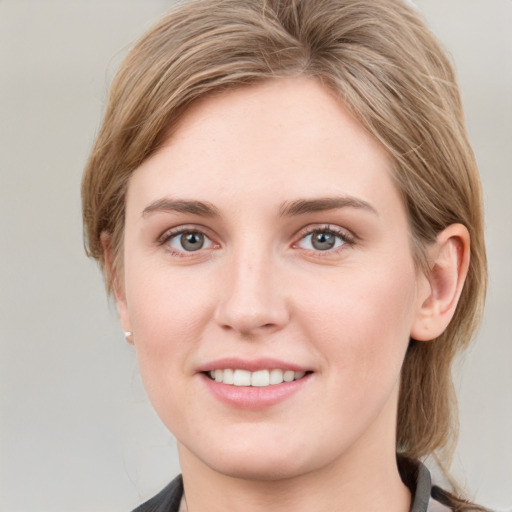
[[294, 225, 355, 256], [158, 226, 216, 257], [158, 225, 355, 257]]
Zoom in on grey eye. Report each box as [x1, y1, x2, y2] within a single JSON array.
[[181, 232, 204, 251], [298, 230, 345, 251], [168, 231, 212, 252], [311, 232, 336, 250]]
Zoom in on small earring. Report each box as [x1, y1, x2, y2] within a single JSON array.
[[124, 331, 133, 341]]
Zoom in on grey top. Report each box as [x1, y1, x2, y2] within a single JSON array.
[[131, 459, 453, 512]]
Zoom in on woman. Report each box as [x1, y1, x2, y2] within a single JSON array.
[[82, 0, 488, 510]]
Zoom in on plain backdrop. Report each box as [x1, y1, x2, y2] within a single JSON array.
[[0, 1, 511, 511]]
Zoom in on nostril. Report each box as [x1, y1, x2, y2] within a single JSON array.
[[213, 289, 290, 335]]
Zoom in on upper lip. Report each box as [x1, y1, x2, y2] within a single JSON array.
[[197, 357, 310, 373]]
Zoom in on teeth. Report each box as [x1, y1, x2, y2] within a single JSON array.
[[223, 368, 234, 384], [269, 368, 284, 385], [233, 369, 251, 386], [207, 368, 307, 387], [251, 370, 269, 387], [283, 370, 295, 382]]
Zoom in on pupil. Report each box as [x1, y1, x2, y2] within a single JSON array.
[[181, 232, 204, 251], [313, 232, 335, 250]]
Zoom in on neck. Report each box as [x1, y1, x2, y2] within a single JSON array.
[[178, 441, 411, 512]]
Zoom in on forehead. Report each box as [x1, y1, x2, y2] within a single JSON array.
[[128, 77, 400, 218]]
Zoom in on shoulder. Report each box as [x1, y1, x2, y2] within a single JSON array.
[[131, 475, 184, 512]]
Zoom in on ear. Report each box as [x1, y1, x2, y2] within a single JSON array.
[[411, 224, 470, 342], [101, 233, 134, 345]]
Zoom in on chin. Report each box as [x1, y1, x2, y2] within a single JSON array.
[[205, 452, 312, 482], [180, 431, 336, 483]]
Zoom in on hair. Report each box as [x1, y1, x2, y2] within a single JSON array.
[[82, 0, 487, 507]]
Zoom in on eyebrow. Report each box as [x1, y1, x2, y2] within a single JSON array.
[[142, 198, 220, 218], [141, 195, 377, 219], [279, 196, 378, 217]]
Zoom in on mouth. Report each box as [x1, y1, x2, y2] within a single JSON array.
[[199, 358, 313, 407], [205, 368, 311, 387]]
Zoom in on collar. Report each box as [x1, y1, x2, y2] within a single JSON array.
[[399, 457, 452, 512]]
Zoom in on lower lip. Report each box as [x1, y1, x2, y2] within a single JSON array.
[[201, 373, 311, 409]]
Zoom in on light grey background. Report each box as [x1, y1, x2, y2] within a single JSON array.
[[0, 1, 510, 511]]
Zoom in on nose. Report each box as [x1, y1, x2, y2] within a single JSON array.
[[214, 250, 290, 336]]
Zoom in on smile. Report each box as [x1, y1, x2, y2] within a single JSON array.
[[207, 369, 308, 387]]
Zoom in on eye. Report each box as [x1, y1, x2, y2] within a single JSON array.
[[296, 227, 351, 252], [165, 230, 214, 252]]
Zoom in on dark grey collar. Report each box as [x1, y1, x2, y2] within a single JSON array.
[[409, 461, 433, 512]]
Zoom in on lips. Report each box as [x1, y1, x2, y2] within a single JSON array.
[[199, 358, 312, 408]]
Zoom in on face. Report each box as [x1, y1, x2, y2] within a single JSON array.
[[118, 78, 429, 481]]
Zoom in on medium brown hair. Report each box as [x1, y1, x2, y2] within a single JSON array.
[[82, 0, 487, 503]]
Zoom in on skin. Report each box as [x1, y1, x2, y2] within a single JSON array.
[[112, 77, 469, 512]]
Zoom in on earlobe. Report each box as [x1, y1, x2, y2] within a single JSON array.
[[411, 224, 470, 342], [101, 233, 134, 345]]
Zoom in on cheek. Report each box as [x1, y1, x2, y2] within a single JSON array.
[[124, 267, 218, 424], [124, 261, 217, 368], [296, 260, 418, 376]]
